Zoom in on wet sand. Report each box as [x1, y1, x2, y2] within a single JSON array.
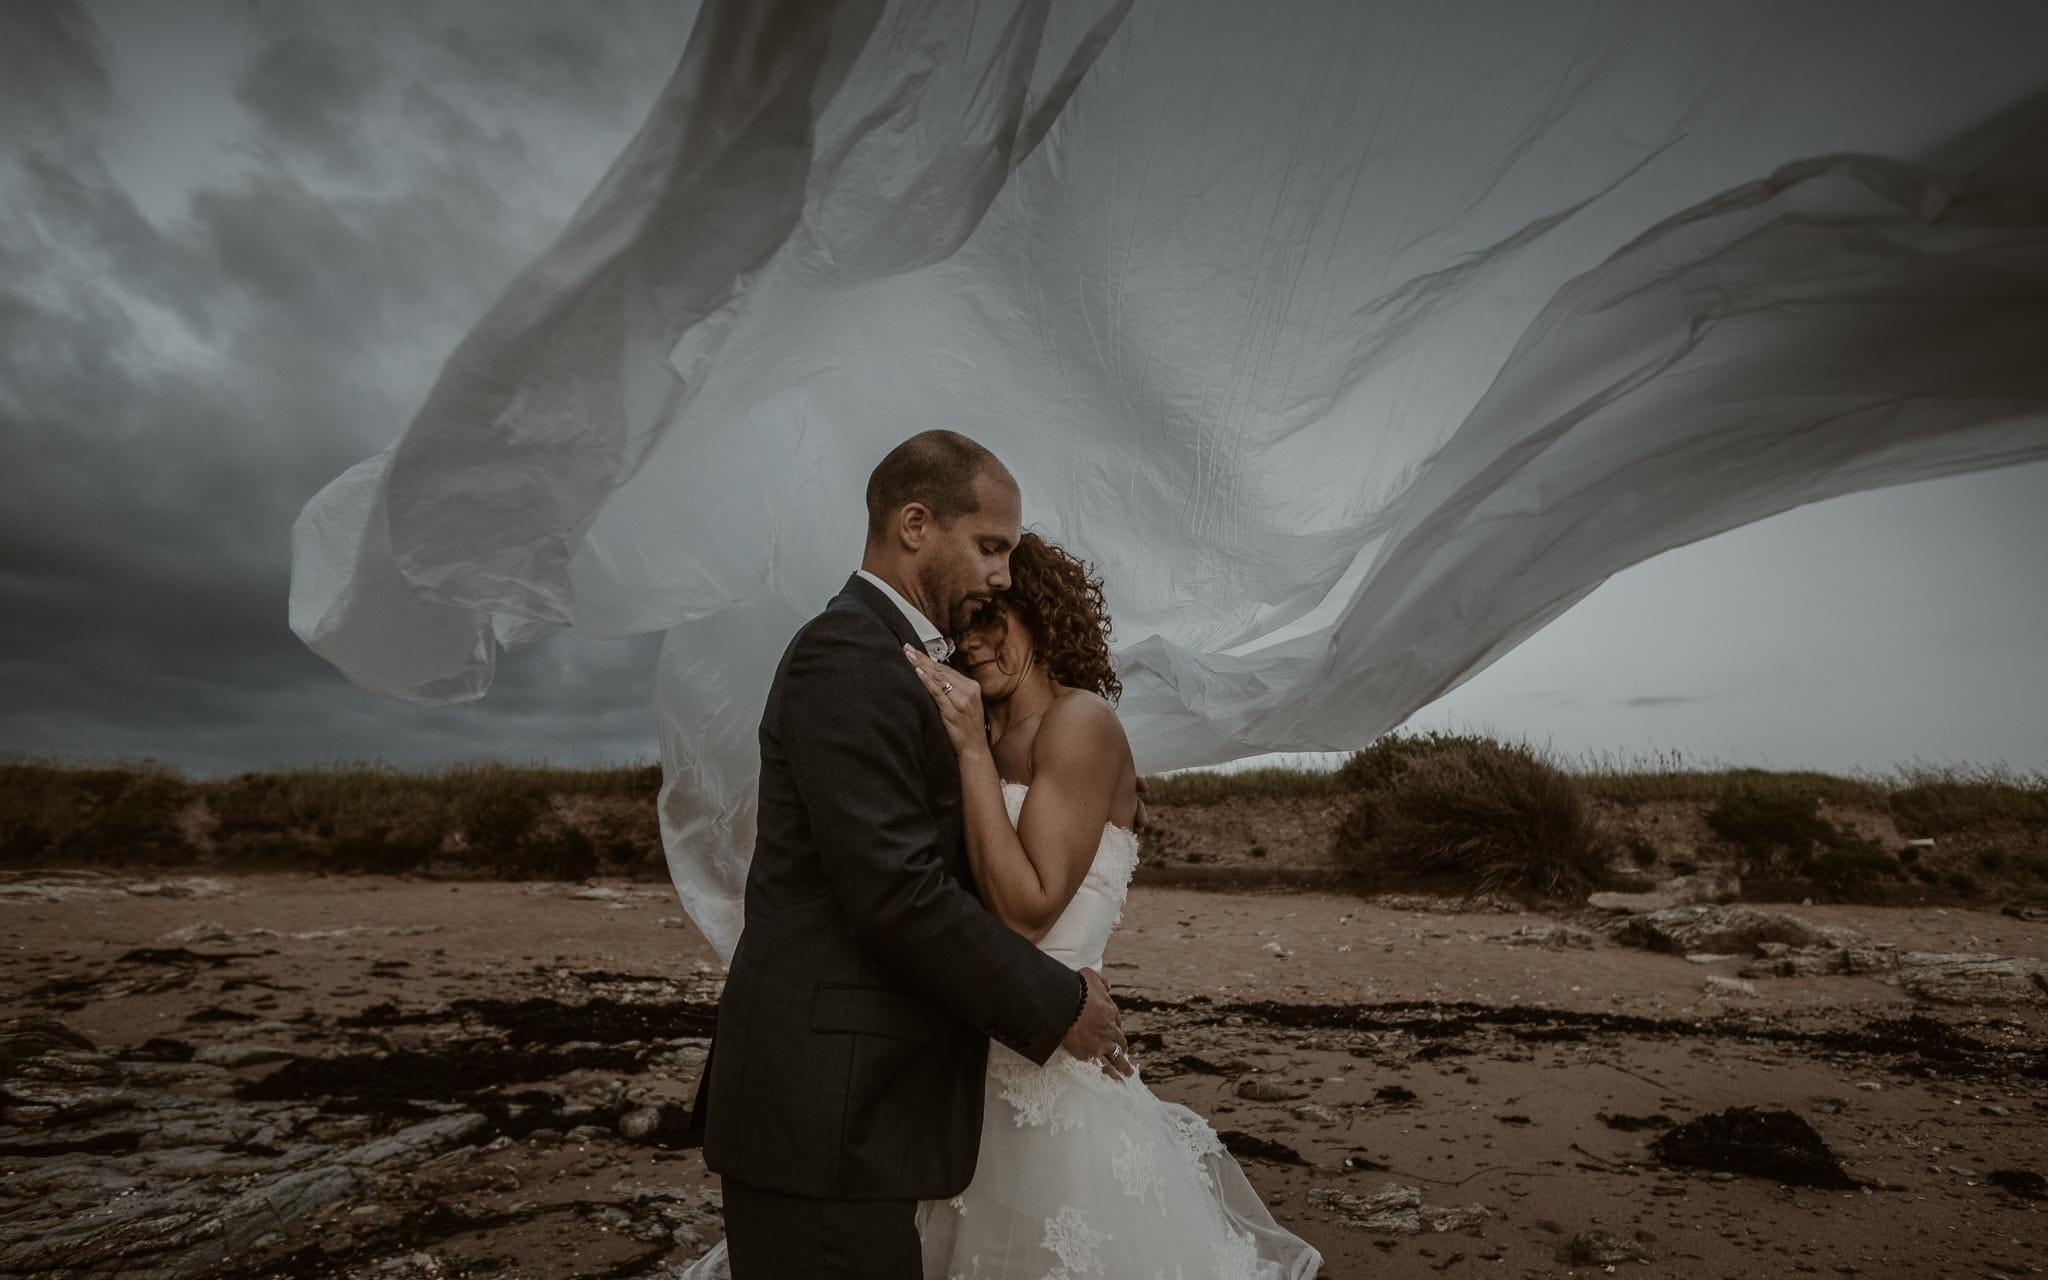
[[3, 870, 2044, 1279]]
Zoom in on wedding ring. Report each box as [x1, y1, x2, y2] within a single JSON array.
[[941, 682, 953, 694]]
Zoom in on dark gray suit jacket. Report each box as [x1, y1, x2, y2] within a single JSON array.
[[686, 573, 1083, 1200]]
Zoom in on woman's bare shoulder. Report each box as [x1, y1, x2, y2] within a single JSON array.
[[1033, 687, 1129, 764], [1046, 685, 1120, 727]]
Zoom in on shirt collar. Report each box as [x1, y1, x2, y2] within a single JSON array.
[[854, 569, 954, 660]]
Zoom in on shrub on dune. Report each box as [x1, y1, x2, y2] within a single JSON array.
[[1807, 840, 1905, 902], [1331, 733, 1615, 900], [1705, 786, 1906, 899], [451, 769, 596, 881], [1704, 788, 1838, 871], [205, 767, 453, 873]]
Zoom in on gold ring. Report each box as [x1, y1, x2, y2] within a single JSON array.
[[941, 682, 953, 694]]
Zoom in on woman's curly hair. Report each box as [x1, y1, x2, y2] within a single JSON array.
[[973, 531, 1121, 703]]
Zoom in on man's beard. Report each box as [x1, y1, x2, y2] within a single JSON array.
[[943, 591, 991, 637], [918, 562, 980, 637]]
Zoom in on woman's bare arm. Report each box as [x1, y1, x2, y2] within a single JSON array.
[[959, 695, 1127, 941], [902, 647, 1131, 942]]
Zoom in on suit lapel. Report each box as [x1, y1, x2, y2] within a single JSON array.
[[837, 572, 979, 891], [841, 572, 925, 653]]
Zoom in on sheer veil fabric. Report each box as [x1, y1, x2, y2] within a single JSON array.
[[290, 0, 2048, 958]]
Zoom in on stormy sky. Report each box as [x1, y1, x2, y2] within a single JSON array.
[[3, 1, 2043, 780]]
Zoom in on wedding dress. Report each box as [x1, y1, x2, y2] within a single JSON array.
[[914, 781, 1322, 1279], [682, 781, 1322, 1280]]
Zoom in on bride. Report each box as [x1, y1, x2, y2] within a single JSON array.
[[903, 531, 1320, 1279], [683, 530, 1321, 1279]]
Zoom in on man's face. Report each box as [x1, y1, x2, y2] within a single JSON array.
[[915, 470, 1021, 637]]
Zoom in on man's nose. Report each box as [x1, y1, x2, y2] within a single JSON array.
[[990, 557, 1011, 592]]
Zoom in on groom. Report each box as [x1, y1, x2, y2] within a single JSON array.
[[686, 430, 1131, 1278]]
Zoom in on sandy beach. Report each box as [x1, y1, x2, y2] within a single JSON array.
[[4, 868, 2044, 1280]]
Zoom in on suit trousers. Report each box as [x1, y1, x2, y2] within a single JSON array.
[[721, 1174, 922, 1279]]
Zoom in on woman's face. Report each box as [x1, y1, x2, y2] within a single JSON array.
[[954, 598, 1037, 703]]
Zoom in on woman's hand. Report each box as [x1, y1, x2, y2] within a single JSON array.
[[904, 645, 987, 758]]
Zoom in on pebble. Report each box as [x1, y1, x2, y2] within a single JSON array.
[[618, 1106, 663, 1140], [1703, 975, 1757, 998], [1564, 1229, 1655, 1265], [191, 1043, 298, 1067]]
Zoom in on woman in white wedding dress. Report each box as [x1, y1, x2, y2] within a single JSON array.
[[900, 532, 1322, 1280], [682, 531, 1321, 1280]]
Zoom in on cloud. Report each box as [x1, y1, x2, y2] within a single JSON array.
[[1616, 695, 1706, 709], [232, 34, 380, 175], [0, 1, 691, 773], [0, 2, 112, 141]]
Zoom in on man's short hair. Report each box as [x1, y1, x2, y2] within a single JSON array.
[[865, 430, 1008, 542]]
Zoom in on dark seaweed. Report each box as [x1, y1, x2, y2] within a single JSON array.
[[1651, 1107, 1862, 1189]]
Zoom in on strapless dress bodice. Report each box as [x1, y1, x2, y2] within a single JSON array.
[[999, 781, 1139, 972]]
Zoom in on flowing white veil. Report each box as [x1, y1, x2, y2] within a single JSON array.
[[291, 0, 2048, 959]]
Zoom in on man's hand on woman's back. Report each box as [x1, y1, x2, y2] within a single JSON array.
[[1061, 966, 1132, 1078]]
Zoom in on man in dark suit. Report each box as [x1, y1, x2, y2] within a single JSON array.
[[685, 430, 1131, 1278]]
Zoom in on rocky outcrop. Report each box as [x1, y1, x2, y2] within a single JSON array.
[[0, 1015, 490, 1280], [1737, 946, 2048, 1003], [1487, 923, 1596, 949], [1306, 1183, 1488, 1235], [1607, 904, 1866, 956], [1597, 900, 2046, 1005], [1739, 941, 1900, 979], [0, 1016, 139, 1127], [1587, 870, 1742, 914], [0, 871, 241, 903], [1890, 953, 2048, 1004]]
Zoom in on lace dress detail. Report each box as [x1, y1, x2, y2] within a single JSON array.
[[1040, 1205, 1113, 1277], [989, 1052, 1086, 1132], [1111, 1130, 1168, 1208], [1167, 1110, 1231, 1190]]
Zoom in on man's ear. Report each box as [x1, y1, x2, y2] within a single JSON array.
[[898, 502, 931, 549]]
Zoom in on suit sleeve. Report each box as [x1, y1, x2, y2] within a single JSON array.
[[781, 609, 1082, 1065]]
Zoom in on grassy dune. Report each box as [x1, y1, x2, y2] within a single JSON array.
[[1148, 737, 2047, 903], [4, 738, 2044, 902], [0, 759, 664, 880]]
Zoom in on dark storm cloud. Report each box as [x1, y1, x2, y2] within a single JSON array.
[[0, 2, 111, 137], [0, 0, 693, 774], [232, 34, 380, 175]]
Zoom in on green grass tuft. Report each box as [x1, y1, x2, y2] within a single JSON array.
[[1887, 761, 2048, 834], [1138, 767, 1347, 807]]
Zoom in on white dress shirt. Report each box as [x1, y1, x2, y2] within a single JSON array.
[[855, 569, 955, 661]]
